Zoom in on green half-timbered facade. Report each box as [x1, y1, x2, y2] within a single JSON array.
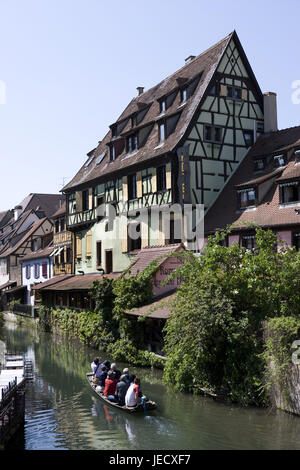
[[62, 31, 266, 274]]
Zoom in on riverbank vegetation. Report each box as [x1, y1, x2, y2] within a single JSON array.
[[163, 228, 300, 406], [37, 227, 300, 406]]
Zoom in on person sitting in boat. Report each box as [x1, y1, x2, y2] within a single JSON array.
[[115, 375, 130, 405], [125, 377, 141, 407], [122, 368, 131, 384], [103, 370, 118, 397], [91, 357, 100, 384], [110, 363, 121, 381], [91, 357, 100, 374], [97, 365, 108, 391], [100, 359, 111, 370]]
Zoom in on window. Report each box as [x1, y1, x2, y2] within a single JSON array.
[[256, 121, 264, 133], [238, 188, 256, 209], [25, 265, 31, 280], [241, 234, 257, 251], [244, 130, 254, 148], [227, 86, 242, 100], [160, 100, 166, 113], [128, 174, 137, 200], [110, 145, 115, 162], [157, 165, 166, 191], [66, 247, 71, 263], [82, 190, 89, 211], [159, 123, 165, 142], [166, 216, 182, 244], [254, 158, 266, 172], [295, 150, 300, 164], [142, 169, 152, 195], [181, 88, 187, 102], [293, 233, 300, 251], [128, 223, 141, 252], [96, 241, 102, 267], [209, 84, 217, 96], [42, 262, 47, 278], [280, 182, 300, 204], [127, 134, 138, 153], [204, 125, 222, 143], [34, 263, 40, 279], [274, 154, 286, 167]]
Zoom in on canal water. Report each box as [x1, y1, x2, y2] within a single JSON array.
[[1, 319, 300, 450]]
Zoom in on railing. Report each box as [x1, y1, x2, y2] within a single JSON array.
[[67, 208, 96, 227], [13, 304, 38, 318]]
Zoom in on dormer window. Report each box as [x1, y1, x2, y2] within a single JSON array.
[[159, 122, 165, 142], [274, 154, 286, 167], [279, 181, 300, 204], [181, 88, 187, 102], [295, 150, 300, 164], [160, 100, 166, 113], [254, 158, 266, 172], [238, 188, 256, 209], [110, 145, 115, 162], [127, 134, 138, 153]]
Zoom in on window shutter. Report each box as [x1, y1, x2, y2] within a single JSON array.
[[141, 220, 148, 248], [122, 176, 128, 201], [86, 230, 92, 257], [88, 188, 93, 210], [166, 163, 172, 189], [242, 89, 248, 101], [152, 168, 157, 193], [137, 171, 142, 198], [76, 191, 82, 212], [76, 234, 82, 258], [121, 221, 128, 253], [220, 84, 227, 96]]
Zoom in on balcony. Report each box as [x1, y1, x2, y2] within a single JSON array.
[[67, 208, 96, 228]]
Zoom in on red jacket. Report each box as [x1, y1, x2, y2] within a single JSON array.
[[103, 378, 118, 396]]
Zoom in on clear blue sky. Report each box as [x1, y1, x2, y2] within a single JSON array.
[[0, 0, 299, 211]]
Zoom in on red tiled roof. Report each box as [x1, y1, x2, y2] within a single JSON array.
[[33, 273, 120, 291], [126, 291, 176, 319], [21, 245, 53, 261], [205, 127, 300, 234], [128, 244, 184, 276]]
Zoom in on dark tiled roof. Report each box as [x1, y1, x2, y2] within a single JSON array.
[[0, 218, 50, 258], [52, 201, 66, 219], [23, 194, 65, 218], [63, 32, 236, 191], [205, 126, 300, 233], [128, 244, 184, 276]]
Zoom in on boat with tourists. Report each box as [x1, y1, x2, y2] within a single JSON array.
[[86, 372, 157, 414]]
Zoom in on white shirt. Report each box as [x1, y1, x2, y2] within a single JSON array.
[[91, 362, 98, 373], [125, 383, 137, 407]]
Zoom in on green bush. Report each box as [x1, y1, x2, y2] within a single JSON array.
[[163, 227, 300, 405]]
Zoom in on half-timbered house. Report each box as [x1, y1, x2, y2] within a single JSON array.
[[62, 30, 267, 274]]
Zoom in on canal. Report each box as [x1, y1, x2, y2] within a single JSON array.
[[1, 319, 300, 450]]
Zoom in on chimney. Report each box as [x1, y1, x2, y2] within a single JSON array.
[[137, 87, 144, 96], [263, 92, 278, 133], [185, 55, 196, 65], [14, 205, 22, 221]]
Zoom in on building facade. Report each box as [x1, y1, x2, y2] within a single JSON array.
[[62, 31, 267, 275]]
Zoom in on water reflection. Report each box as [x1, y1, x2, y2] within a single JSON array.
[[1, 321, 300, 450]]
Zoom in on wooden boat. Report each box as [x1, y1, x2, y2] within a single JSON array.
[[86, 373, 157, 414]]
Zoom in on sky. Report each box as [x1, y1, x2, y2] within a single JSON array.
[[0, 0, 299, 211]]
